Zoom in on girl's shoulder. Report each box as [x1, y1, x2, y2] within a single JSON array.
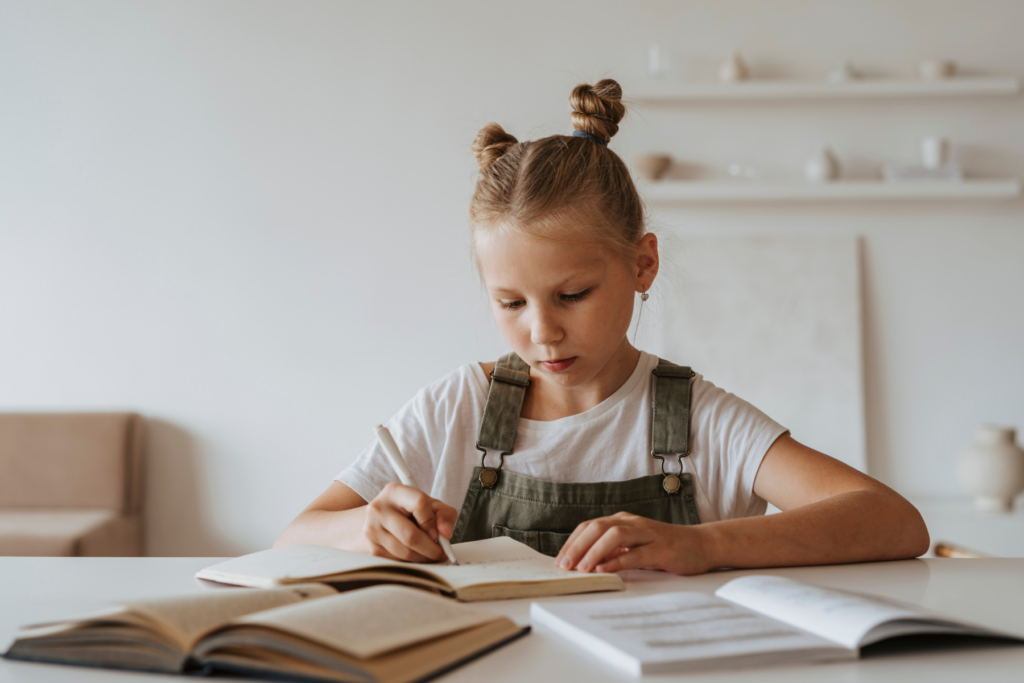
[[478, 361, 496, 380], [407, 362, 491, 411]]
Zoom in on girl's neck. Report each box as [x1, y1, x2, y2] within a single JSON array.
[[520, 340, 641, 422]]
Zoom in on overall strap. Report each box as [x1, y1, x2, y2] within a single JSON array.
[[651, 359, 695, 456], [476, 351, 531, 454]]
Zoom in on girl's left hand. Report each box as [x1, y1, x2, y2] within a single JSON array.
[[554, 512, 715, 576]]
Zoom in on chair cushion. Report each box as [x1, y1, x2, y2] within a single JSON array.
[[0, 509, 120, 556], [0, 413, 143, 511]]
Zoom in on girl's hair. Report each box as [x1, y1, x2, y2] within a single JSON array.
[[469, 79, 646, 263]]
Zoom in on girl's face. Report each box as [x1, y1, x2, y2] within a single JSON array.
[[476, 229, 653, 390]]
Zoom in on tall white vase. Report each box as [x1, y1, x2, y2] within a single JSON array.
[[957, 424, 1024, 513]]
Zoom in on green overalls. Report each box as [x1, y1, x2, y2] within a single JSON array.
[[449, 352, 702, 557]]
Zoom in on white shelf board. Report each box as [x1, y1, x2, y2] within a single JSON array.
[[910, 496, 1024, 558], [642, 179, 1022, 203], [633, 77, 1020, 102]]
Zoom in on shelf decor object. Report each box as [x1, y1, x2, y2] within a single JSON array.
[[633, 76, 1020, 102], [641, 179, 1021, 203], [803, 147, 840, 182], [633, 153, 672, 181], [718, 51, 749, 82], [957, 424, 1024, 514]]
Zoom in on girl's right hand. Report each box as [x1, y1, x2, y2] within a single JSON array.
[[362, 483, 458, 562]]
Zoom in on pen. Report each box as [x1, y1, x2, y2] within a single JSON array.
[[374, 424, 460, 565]]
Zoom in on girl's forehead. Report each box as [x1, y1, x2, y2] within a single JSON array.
[[476, 233, 613, 290]]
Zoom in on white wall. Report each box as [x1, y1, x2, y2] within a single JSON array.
[[1, 0, 1021, 555]]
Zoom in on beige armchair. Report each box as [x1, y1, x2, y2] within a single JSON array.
[[0, 413, 145, 556]]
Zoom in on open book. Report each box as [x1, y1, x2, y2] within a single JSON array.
[[3, 583, 526, 683], [530, 575, 1023, 675], [196, 537, 624, 601]]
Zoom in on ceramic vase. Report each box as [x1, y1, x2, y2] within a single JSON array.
[[918, 59, 956, 80], [804, 146, 839, 182], [957, 424, 1024, 513], [827, 61, 859, 83], [633, 153, 672, 181], [718, 51, 748, 83]]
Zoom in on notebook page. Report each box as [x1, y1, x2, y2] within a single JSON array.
[[197, 545, 412, 585], [715, 575, 926, 649], [430, 537, 601, 589], [231, 585, 501, 659], [531, 591, 844, 673]]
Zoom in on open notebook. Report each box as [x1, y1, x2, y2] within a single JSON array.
[[530, 575, 1023, 675], [4, 584, 526, 683], [196, 537, 624, 601]]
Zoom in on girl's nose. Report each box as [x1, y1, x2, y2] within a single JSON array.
[[530, 308, 564, 347]]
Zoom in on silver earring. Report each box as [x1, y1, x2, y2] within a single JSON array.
[[633, 289, 649, 346]]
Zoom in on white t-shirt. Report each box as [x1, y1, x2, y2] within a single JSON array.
[[337, 352, 787, 524]]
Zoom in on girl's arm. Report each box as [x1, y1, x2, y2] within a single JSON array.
[[555, 435, 930, 575], [274, 481, 458, 563]]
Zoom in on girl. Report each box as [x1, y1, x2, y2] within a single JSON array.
[[276, 80, 929, 575]]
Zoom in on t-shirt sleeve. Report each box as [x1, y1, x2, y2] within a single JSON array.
[[689, 374, 789, 521], [335, 387, 444, 504]]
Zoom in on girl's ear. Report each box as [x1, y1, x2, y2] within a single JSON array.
[[635, 233, 660, 291]]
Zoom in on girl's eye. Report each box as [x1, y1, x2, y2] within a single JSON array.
[[561, 289, 590, 303], [499, 300, 525, 310]]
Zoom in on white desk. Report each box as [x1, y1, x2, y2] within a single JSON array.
[[1, 557, 1023, 682]]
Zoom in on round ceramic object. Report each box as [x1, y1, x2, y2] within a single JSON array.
[[633, 153, 672, 181], [957, 424, 1024, 513], [827, 61, 859, 83], [918, 59, 956, 80], [804, 146, 839, 183], [718, 51, 748, 82]]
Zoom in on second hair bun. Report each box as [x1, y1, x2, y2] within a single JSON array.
[[569, 79, 626, 143]]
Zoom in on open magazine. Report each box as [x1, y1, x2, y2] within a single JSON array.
[[530, 575, 1023, 675]]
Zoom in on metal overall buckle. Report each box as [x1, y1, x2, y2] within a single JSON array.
[[653, 454, 685, 495], [476, 443, 512, 489]]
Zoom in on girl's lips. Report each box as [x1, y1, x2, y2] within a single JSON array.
[[541, 357, 576, 372]]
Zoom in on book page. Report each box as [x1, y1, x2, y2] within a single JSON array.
[[197, 545, 412, 586], [431, 537, 618, 590], [229, 585, 501, 659], [197, 537, 620, 598], [127, 584, 337, 648], [531, 591, 846, 672], [715, 575, 928, 649], [14, 584, 336, 653]]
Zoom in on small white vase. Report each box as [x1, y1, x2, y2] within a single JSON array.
[[957, 424, 1024, 513], [804, 146, 839, 182], [718, 51, 748, 83], [827, 61, 859, 83]]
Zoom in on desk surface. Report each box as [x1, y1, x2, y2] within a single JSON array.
[[1, 557, 1023, 682]]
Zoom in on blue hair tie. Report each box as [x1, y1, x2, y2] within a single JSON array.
[[572, 130, 608, 146]]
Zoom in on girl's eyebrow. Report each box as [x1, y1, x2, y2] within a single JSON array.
[[489, 271, 600, 295]]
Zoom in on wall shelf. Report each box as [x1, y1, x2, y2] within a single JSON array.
[[642, 179, 1022, 203], [633, 77, 1020, 102]]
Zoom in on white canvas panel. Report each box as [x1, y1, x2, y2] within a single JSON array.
[[655, 236, 865, 472]]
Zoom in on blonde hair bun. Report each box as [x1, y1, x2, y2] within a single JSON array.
[[569, 79, 626, 143], [472, 122, 519, 172]]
